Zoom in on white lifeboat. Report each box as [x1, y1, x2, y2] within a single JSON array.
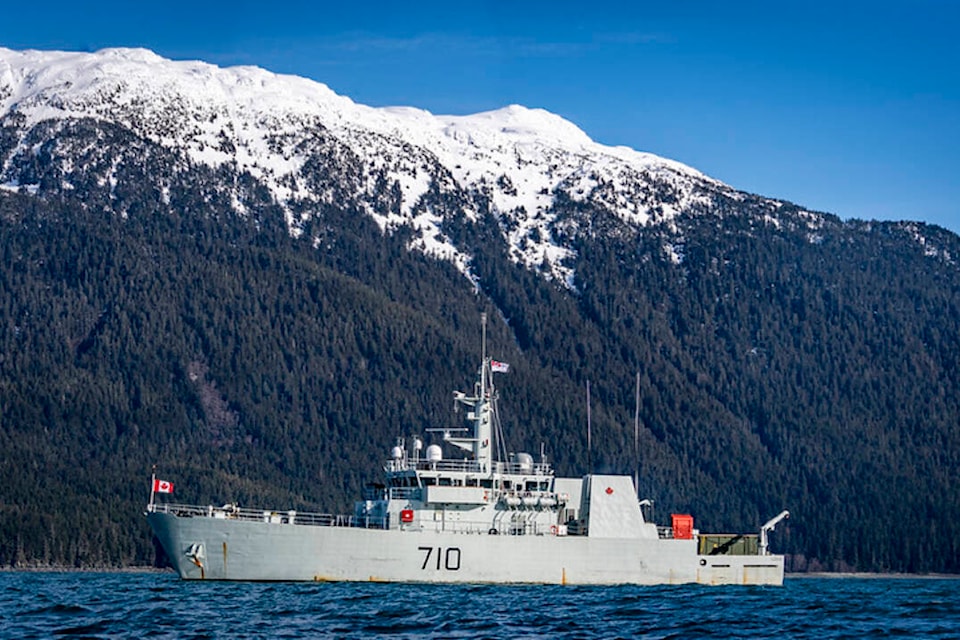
[[503, 492, 521, 507]]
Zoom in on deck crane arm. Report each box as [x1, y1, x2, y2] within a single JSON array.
[[759, 510, 790, 555]]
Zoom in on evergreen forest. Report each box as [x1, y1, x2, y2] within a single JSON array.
[[1, 138, 959, 575]]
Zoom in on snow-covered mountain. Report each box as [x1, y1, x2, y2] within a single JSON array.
[[6, 48, 960, 578], [0, 47, 799, 286]]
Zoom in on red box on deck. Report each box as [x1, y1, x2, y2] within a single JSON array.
[[671, 514, 694, 540]]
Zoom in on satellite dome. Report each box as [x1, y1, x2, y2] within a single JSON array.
[[516, 452, 534, 472]]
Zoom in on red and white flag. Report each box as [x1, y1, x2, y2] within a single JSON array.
[[153, 478, 174, 494], [491, 360, 510, 373]]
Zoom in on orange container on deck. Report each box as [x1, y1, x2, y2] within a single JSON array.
[[671, 514, 694, 540]]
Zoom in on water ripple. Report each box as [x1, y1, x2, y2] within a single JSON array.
[[2, 572, 959, 638]]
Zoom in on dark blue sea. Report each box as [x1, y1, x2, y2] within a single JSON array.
[[2, 571, 958, 639]]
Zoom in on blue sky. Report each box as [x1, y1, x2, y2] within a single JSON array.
[[2, 1, 958, 231]]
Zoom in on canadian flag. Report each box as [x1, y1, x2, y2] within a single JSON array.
[[491, 360, 510, 373], [153, 478, 174, 494]]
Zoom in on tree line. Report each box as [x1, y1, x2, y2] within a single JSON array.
[[1, 125, 959, 572]]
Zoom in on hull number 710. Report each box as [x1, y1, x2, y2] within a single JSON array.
[[418, 546, 461, 571]]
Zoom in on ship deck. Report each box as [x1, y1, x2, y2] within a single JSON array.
[[147, 503, 388, 529]]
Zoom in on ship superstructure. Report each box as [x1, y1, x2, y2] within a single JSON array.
[[355, 353, 578, 540]]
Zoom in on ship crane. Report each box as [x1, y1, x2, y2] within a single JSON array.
[[759, 510, 790, 555]]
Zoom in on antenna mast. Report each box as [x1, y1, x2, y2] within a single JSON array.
[[586, 380, 593, 474], [447, 312, 494, 472], [634, 371, 640, 495], [481, 312, 487, 364]]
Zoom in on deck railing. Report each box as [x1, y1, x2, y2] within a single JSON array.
[[385, 458, 554, 477], [147, 502, 570, 536], [147, 502, 388, 529]]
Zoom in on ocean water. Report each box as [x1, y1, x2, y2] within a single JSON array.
[[2, 571, 958, 639]]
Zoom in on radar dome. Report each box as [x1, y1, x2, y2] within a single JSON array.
[[426, 444, 443, 462], [516, 452, 534, 472]]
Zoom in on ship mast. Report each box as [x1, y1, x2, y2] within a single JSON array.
[[445, 313, 495, 473], [481, 312, 487, 369]]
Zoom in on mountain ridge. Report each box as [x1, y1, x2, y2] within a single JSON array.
[[2, 46, 774, 288]]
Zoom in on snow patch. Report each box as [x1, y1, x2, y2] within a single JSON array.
[[0, 47, 747, 288], [0, 180, 39, 194]]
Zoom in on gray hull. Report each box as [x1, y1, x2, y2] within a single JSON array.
[[146, 349, 788, 586], [147, 511, 784, 585]]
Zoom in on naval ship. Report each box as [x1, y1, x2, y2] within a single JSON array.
[[146, 324, 789, 585]]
